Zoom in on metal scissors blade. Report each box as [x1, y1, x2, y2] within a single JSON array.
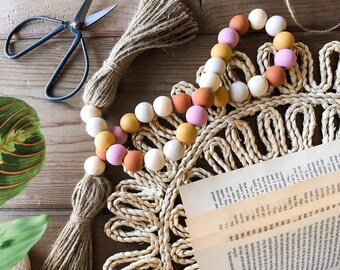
[[82, 4, 118, 29], [74, 0, 93, 24]]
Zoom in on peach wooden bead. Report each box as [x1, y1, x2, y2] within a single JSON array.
[[193, 88, 214, 108], [120, 113, 140, 133], [214, 86, 230, 107], [172, 93, 192, 113], [94, 131, 116, 151], [229, 15, 249, 35], [123, 150, 144, 172], [176, 123, 198, 145], [273, 31, 295, 50], [211, 43, 232, 62], [264, 66, 286, 87], [95, 148, 107, 161]]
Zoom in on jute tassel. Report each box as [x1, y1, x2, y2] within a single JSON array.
[[42, 175, 111, 270], [83, 0, 198, 109]]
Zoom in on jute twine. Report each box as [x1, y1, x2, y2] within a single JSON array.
[[42, 1, 197, 270]]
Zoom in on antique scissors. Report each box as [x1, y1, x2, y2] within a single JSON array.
[[4, 0, 117, 101]]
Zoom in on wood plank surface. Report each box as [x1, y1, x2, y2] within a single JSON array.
[[1, 0, 339, 39], [0, 0, 339, 269]]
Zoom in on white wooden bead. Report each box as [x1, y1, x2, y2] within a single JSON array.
[[135, 102, 155, 123], [84, 156, 106, 176], [86, 117, 107, 137], [153, 96, 173, 117], [204, 57, 226, 76], [163, 139, 185, 161], [248, 8, 268, 30], [199, 72, 221, 92], [144, 149, 165, 172], [265, 15, 287, 37], [229, 81, 249, 103], [80, 105, 102, 123], [247, 75, 269, 97]]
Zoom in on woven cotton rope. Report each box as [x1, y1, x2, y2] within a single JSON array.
[[104, 41, 340, 269]]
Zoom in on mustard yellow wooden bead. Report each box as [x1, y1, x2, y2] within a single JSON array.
[[211, 43, 232, 62], [273, 31, 295, 50], [176, 123, 198, 145], [214, 86, 230, 107], [94, 131, 116, 151], [120, 113, 140, 133]]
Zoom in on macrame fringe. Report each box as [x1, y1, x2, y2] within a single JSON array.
[[82, 0, 198, 109], [42, 175, 111, 270]]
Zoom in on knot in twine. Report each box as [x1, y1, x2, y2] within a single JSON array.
[[82, 0, 198, 109], [42, 175, 112, 270]]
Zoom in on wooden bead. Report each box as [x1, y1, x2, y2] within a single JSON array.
[[218, 27, 239, 48], [229, 15, 249, 35], [144, 149, 165, 172], [163, 140, 185, 161], [135, 102, 155, 123], [265, 15, 287, 37], [274, 49, 297, 69], [247, 76, 269, 97], [210, 43, 232, 62], [186, 105, 208, 127], [204, 57, 226, 76], [229, 81, 249, 103], [199, 72, 221, 92], [80, 105, 102, 123], [120, 113, 140, 133], [123, 150, 144, 172], [176, 123, 198, 145], [86, 117, 107, 137], [264, 66, 286, 87], [248, 8, 267, 30], [106, 144, 128, 166], [214, 86, 230, 107], [110, 126, 128, 145], [84, 156, 105, 176], [193, 88, 214, 108], [95, 148, 107, 161], [94, 131, 116, 151], [172, 93, 192, 113], [273, 31, 295, 50], [153, 96, 173, 117]]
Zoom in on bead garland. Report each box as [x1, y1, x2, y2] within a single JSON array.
[[81, 8, 298, 176]]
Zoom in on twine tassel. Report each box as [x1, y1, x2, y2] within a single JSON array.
[[42, 175, 111, 270], [82, 0, 198, 109]]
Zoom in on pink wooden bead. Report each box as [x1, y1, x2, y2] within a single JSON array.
[[106, 144, 128, 166], [218, 27, 240, 48], [110, 126, 128, 145], [186, 105, 208, 127], [274, 49, 297, 69]]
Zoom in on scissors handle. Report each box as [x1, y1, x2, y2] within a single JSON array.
[[4, 16, 67, 59], [44, 34, 89, 101]]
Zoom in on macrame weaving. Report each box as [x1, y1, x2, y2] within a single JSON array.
[[103, 40, 339, 269]]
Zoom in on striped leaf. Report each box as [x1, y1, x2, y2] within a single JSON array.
[[0, 214, 49, 270], [0, 97, 45, 205]]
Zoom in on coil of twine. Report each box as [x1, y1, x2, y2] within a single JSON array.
[[42, 1, 198, 270]]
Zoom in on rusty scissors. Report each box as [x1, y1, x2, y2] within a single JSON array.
[[4, 0, 117, 101]]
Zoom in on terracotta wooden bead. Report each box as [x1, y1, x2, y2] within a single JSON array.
[[193, 88, 214, 108], [176, 123, 198, 145], [214, 86, 230, 107], [229, 15, 249, 35], [120, 113, 140, 133], [172, 93, 192, 113], [264, 66, 286, 87], [94, 131, 116, 151], [210, 43, 232, 62], [123, 150, 144, 172]]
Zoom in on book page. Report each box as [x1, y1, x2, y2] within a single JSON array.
[[179, 140, 340, 217], [194, 206, 340, 270], [186, 170, 340, 240]]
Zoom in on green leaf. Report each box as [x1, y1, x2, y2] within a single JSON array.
[[0, 97, 46, 205], [0, 214, 49, 270]]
